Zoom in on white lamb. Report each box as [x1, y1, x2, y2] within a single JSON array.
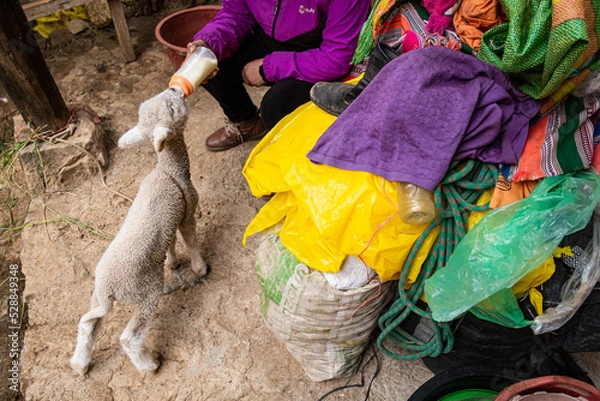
[[70, 87, 207, 374]]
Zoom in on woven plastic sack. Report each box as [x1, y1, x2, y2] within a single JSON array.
[[255, 233, 395, 382], [424, 170, 600, 328]]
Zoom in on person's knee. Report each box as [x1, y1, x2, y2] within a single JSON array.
[[260, 80, 313, 130], [259, 89, 283, 130]]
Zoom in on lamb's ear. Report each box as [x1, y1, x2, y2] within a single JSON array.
[[118, 126, 145, 148], [153, 126, 170, 153]]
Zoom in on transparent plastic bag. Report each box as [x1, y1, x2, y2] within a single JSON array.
[[532, 205, 600, 334], [424, 170, 600, 328]]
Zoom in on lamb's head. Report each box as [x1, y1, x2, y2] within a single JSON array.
[[118, 87, 188, 152]]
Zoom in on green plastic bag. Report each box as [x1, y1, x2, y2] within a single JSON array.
[[424, 170, 600, 328]]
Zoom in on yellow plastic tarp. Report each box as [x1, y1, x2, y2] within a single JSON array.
[[243, 101, 557, 297], [34, 6, 88, 39], [243, 102, 439, 282]]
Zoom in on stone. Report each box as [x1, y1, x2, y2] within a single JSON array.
[[47, 29, 74, 48], [114, 76, 140, 94], [66, 19, 90, 35], [17, 111, 108, 194], [85, 0, 112, 28]]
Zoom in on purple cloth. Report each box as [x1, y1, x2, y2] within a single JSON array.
[[193, 0, 370, 83], [307, 47, 540, 191]]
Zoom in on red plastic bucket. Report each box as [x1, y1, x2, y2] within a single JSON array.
[[155, 5, 222, 70], [494, 376, 600, 401]]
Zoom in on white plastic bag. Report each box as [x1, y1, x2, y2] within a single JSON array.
[[323, 256, 378, 291]]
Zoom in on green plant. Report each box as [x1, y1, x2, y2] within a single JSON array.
[[0, 122, 114, 242]]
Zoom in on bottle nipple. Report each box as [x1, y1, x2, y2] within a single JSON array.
[[169, 47, 218, 97]]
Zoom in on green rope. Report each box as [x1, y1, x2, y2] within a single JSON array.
[[377, 160, 498, 360]]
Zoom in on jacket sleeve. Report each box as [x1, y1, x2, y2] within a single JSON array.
[[192, 0, 256, 61], [262, 0, 371, 83]]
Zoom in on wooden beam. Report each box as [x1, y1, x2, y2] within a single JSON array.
[[22, 0, 87, 21], [0, 0, 70, 131]]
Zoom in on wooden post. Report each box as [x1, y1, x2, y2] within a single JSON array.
[[107, 0, 135, 62], [0, 0, 70, 132]]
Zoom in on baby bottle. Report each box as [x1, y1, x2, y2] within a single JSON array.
[[169, 47, 218, 97], [397, 182, 436, 225]]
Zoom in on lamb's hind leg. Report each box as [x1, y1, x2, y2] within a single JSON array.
[[179, 216, 207, 277], [70, 292, 113, 375], [120, 296, 160, 372]]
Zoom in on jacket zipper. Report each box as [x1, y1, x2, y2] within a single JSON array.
[[272, 0, 282, 39]]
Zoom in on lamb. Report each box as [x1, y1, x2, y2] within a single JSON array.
[[70, 86, 207, 374]]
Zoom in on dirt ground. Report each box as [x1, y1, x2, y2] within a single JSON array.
[[4, 7, 600, 401], [5, 10, 437, 401]]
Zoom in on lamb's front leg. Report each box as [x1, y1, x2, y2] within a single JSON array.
[[164, 240, 179, 270], [179, 216, 207, 277]]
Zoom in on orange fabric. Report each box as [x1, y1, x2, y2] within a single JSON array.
[[510, 115, 548, 182], [490, 173, 539, 209], [375, 6, 412, 39], [452, 0, 506, 52]]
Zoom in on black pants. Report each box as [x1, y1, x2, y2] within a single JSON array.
[[202, 28, 315, 130]]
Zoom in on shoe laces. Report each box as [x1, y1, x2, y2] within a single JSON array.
[[223, 119, 244, 140]]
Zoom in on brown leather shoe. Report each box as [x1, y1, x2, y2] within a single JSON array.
[[205, 114, 267, 152]]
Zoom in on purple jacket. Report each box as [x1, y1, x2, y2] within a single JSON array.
[[193, 0, 370, 83]]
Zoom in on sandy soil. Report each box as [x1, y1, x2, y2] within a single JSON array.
[[7, 8, 600, 401], [9, 11, 435, 401]]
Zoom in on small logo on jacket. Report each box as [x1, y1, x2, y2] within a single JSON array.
[[299, 5, 315, 13]]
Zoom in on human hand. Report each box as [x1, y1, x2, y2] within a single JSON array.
[[185, 40, 219, 83], [242, 59, 266, 87]]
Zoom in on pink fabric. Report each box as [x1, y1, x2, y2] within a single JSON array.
[[423, 0, 459, 34]]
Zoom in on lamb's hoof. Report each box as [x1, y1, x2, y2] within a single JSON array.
[[138, 360, 160, 373], [70, 357, 90, 376], [138, 352, 161, 373], [130, 351, 160, 373], [163, 265, 206, 294], [165, 260, 180, 270], [193, 262, 210, 278]]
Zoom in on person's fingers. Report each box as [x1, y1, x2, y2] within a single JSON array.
[[186, 40, 207, 56], [202, 67, 219, 84]]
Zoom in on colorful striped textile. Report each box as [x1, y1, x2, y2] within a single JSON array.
[[478, 0, 600, 109], [376, 0, 430, 46], [365, 0, 465, 60], [352, 0, 473, 65], [352, 0, 404, 64], [502, 94, 600, 182]]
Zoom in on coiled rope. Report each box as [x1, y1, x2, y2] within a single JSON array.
[[377, 160, 498, 360]]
